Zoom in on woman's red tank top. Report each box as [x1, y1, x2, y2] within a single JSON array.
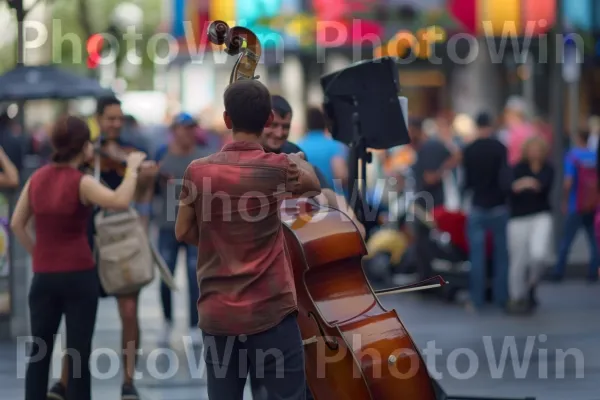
[[29, 164, 94, 273]]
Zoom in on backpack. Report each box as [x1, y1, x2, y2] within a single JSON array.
[[573, 158, 598, 213], [94, 208, 155, 295]]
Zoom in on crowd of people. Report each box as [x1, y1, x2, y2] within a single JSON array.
[[10, 83, 360, 400], [3, 83, 598, 400], [374, 96, 599, 315]]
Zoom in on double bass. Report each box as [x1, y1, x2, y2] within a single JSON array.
[[207, 21, 445, 400]]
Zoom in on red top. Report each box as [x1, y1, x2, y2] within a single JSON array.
[[29, 165, 94, 273], [433, 206, 492, 257], [180, 141, 316, 336]]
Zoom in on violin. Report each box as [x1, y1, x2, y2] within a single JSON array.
[[208, 21, 446, 400], [92, 140, 171, 188], [95, 139, 138, 176]]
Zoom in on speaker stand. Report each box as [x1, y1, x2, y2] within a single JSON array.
[[347, 112, 372, 227]]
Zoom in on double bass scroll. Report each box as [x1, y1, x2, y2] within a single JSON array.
[[207, 21, 262, 84]]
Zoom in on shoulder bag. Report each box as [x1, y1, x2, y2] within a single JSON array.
[[93, 155, 155, 295]]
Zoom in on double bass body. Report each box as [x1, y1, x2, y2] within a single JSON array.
[[281, 200, 437, 400]]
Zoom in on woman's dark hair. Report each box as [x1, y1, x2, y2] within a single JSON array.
[[51, 115, 91, 163]]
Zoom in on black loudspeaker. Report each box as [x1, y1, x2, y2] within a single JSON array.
[[320, 57, 409, 150]]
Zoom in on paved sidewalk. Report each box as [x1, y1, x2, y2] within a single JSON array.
[[2, 261, 253, 399], [1, 260, 598, 399]]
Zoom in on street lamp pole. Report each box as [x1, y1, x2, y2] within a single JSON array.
[[551, 0, 565, 248], [7, 0, 25, 66]]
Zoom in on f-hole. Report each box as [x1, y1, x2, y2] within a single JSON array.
[[308, 311, 339, 351]]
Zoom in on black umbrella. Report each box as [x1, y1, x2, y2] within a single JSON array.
[[0, 65, 114, 101]]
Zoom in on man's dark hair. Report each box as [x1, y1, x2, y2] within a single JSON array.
[[577, 130, 590, 144], [475, 112, 492, 128], [224, 80, 272, 134], [271, 95, 292, 118], [306, 107, 326, 131], [96, 96, 121, 116]]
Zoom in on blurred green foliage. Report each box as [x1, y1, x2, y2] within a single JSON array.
[[0, 0, 162, 87], [50, 0, 162, 89]]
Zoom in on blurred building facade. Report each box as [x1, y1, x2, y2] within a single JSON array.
[[160, 0, 600, 133]]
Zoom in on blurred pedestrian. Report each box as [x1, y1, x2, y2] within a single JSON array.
[[153, 112, 212, 346], [0, 111, 24, 171], [507, 137, 554, 313], [296, 107, 348, 192], [10, 115, 146, 400], [410, 118, 461, 280], [587, 115, 600, 151], [462, 112, 510, 311], [504, 96, 536, 166], [0, 145, 19, 189], [553, 130, 599, 282], [435, 111, 463, 210]]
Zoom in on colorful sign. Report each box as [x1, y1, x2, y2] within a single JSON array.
[[374, 26, 447, 59], [313, 0, 383, 47], [172, 0, 303, 51], [449, 0, 555, 36], [171, 0, 210, 46]]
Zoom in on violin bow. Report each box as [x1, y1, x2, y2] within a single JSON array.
[[374, 275, 448, 296]]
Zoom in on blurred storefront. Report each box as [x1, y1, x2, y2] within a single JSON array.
[[164, 0, 310, 137], [448, 0, 556, 117], [309, 0, 456, 119], [161, 0, 597, 130], [561, 0, 600, 123]]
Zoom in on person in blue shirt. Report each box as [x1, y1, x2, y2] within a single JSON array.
[[554, 130, 599, 282], [296, 107, 348, 193]]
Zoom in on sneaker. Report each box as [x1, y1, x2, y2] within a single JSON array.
[[122, 383, 140, 400], [505, 299, 532, 315], [189, 327, 203, 346], [47, 382, 66, 400], [157, 322, 171, 346]]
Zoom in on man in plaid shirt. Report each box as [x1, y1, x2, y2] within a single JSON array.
[[175, 79, 321, 399]]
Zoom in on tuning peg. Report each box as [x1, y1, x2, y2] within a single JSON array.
[[207, 21, 229, 45]]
